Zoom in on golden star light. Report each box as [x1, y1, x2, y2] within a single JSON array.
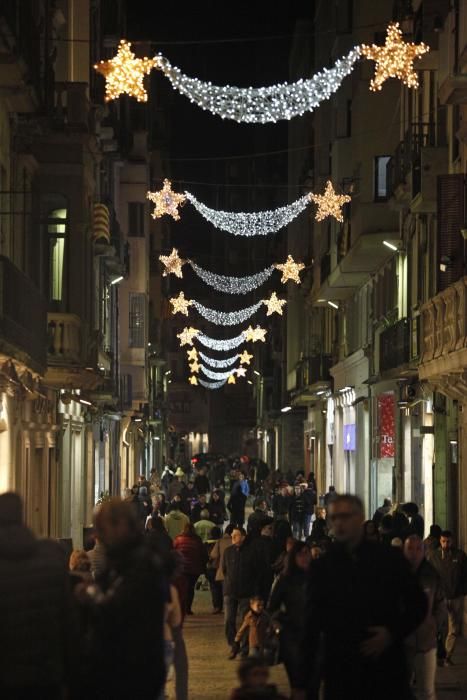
[[238, 350, 253, 365], [263, 292, 287, 316], [189, 360, 201, 374], [177, 327, 199, 347], [187, 348, 198, 362], [235, 366, 247, 378], [147, 179, 186, 221], [227, 374, 237, 385], [189, 376, 198, 386], [243, 325, 267, 343], [159, 248, 185, 278], [310, 181, 351, 223], [94, 40, 159, 102], [170, 292, 193, 316], [275, 255, 305, 284], [361, 22, 429, 92]]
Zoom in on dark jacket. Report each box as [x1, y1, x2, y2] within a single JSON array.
[[251, 535, 275, 601], [272, 493, 290, 518], [289, 494, 306, 521], [228, 481, 247, 515], [194, 474, 210, 495], [0, 523, 74, 690], [299, 540, 427, 699], [247, 509, 270, 536], [429, 547, 467, 599], [173, 533, 208, 576], [223, 541, 260, 599], [406, 559, 446, 654], [268, 570, 308, 637], [208, 499, 227, 526]]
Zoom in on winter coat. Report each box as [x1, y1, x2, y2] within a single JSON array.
[[164, 510, 190, 540], [168, 479, 185, 501], [268, 570, 308, 637], [173, 533, 208, 576], [247, 509, 271, 536], [429, 547, 467, 599], [235, 609, 271, 649], [289, 494, 306, 520], [194, 474, 210, 495], [0, 523, 74, 690], [208, 499, 227, 526], [405, 559, 446, 653], [251, 535, 275, 601], [223, 541, 261, 599], [228, 481, 247, 515], [194, 518, 216, 543], [272, 493, 290, 518], [210, 533, 232, 582], [87, 540, 107, 579]]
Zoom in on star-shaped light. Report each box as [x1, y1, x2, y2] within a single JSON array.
[[361, 22, 429, 92], [187, 348, 198, 362], [177, 327, 199, 347], [243, 325, 267, 343], [275, 255, 305, 284], [227, 374, 237, 385], [238, 350, 253, 365], [235, 366, 247, 378], [310, 181, 351, 223], [147, 179, 186, 221], [189, 376, 198, 386], [189, 360, 200, 374], [94, 40, 159, 102], [170, 292, 192, 316], [159, 248, 185, 278], [263, 292, 287, 316]]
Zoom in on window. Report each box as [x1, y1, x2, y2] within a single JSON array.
[[128, 202, 145, 237], [129, 293, 145, 347], [47, 208, 67, 302], [374, 156, 391, 201]]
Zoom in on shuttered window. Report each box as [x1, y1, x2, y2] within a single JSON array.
[[437, 174, 465, 291]]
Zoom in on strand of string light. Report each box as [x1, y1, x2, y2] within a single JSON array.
[[198, 378, 227, 390], [200, 365, 237, 381], [190, 262, 275, 293], [196, 331, 246, 352], [198, 351, 239, 368], [191, 300, 263, 326]]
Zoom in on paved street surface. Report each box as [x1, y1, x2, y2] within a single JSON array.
[[437, 638, 467, 699]]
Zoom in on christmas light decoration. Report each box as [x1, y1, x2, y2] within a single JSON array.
[[275, 255, 305, 284], [187, 347, 198, 362], [238, 350, 253, 365], [186, 192, 311, 236], [94, 40, 158, 102], [199, 378, 227, 390], [310, 181, 351, 223], [199, 351, 239, 368], [155, 49, 361, 123], [243, 326, 267, 343], [147, 180, 186, 221], [190, 261, 275, 293], [361, 22, 429, 92], [227, 374, 237, 385], [170, 292, 193, 316], [189, 376, 198, 386], [263, 292, 287, 316], [177, 327, 200, 347], [196, 331, 246, 352], [189, 359, 201, 374], [159, 248, 185, 278], [191, 300, 263, 326], [201, 365, 236, 381], [235, 367, 247, 378]]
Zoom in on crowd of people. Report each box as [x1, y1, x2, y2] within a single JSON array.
[[1, 455, 467, 700]]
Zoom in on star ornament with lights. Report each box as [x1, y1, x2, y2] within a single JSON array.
[[235, 366, 247, 378], [94, 40, 159, 102], [263, 291, 287, 316], [310, 181, 351, 223], [187, 347, 198, 362], [243, 325, 267, 343], [227, 374, 237, 385], [177, 327, 199, 347], [147, 179, 186, 221], [159, 248, 185, 278], [275, 255, 305, 284], [170, 292, 193, 316], [238, 350, 253, 365], [189, 360, 200, 374], [361, 22, 429, 92], [189, 376, 198, 386]]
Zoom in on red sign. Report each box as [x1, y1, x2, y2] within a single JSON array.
[[378, 393, 395, 458]]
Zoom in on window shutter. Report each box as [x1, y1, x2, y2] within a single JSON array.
[[437, 174, 465, 291]]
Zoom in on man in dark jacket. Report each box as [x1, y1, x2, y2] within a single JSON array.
[[296, 495, 427, 700], [0, 492, 74, 700], [223, 527, 260, 656], [429, 530, 467, 665], [90, 498, 166, 698], [290, 485, 307, 540], [247, 500, 270, 537], [228, 472, 248, 527]]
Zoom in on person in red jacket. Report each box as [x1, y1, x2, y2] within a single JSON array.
[[173, 523, 208, 615]]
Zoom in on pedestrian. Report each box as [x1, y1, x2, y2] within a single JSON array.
[[402, 502, 425, 538], [209, 523, 235, 614], [247, 499, 270, 536], [89, 498, 166, 699], [272, 536, 296, 577], [87, 534, 107, 580], [323, 485, 337, 505], [372, 497, 392, 527], [252, 519, 276, 602], [223, 527, 260, 655], [424, 524, 442, 555], [296, 494, 428, 700], [0, 493, 74, 700], [403, 534, 446, 700], [429, 529, 467, 666], [290, 485, 307, 540], [69, 549, 93, 588], [190, 493, 209, 523], [168, 467, 186, 501], [302, 482, 317, 537], [362, 519, 380, 542], [161, 464, 175, 497], [145, 513, 174, 564], [272, 485, 291, 520], [194, 466, 210, 496], [165, 502, 190, 540], [230, 596, 271, 660], [173, 523, 208, 615], [155, 492, 168, 517], [268, 540, 311, 694], [228, 471, 248, 527], [208, 489, 227, 526], [229, 658, 288, 700], [194, 509, 216, 543]]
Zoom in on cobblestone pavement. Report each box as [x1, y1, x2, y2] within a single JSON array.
[[167, 589, 290, 700]]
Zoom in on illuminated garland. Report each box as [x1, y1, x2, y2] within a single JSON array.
[[201, 365, 237, 381], [190, 262, 275, 293], [198, 351, 239, 368], [199, 378, 227, 390], [196, 332, 246, 351], [191, 300, 263, 326]]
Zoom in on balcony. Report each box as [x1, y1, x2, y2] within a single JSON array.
[[379, 318, 410, 374], [47, 313, 101, 390], [291, 354, 332, 405], [0, 256, 47, 374], [53, 82, 93, 131]]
